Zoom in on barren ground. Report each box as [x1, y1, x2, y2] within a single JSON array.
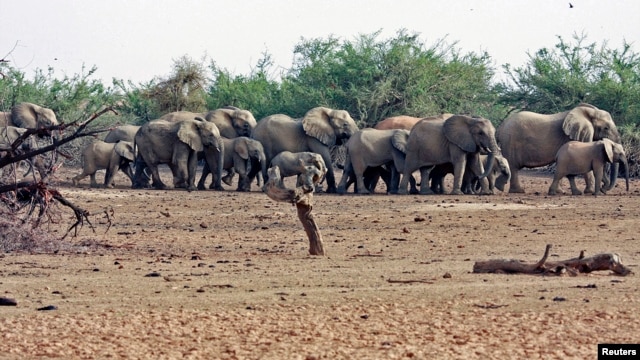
[[1, 167, 639, 359]]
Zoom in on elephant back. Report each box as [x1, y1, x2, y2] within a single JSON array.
[[104, 125, 141, 143], [253, 114, 306, 160]]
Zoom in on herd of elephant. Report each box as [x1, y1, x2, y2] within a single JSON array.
[[0, 102, 630, 196]]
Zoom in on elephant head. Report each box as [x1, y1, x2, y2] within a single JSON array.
[[492, 155, 511, 192], [113, 141, 135, 162], [234, 137, 267, 189], [443, 115, 500, 179], [601, 138, 629, 192], [563, 103, 620, 143], [11, 102, 58, 130], [204, 107, 257, 138], [178, 118, 223, 152], [301, 107, 359, 146]]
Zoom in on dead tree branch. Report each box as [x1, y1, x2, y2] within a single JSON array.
[[473, 244, 632, 276]]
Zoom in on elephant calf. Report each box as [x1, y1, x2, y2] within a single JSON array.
[[72, 140, 135, 188], [549, 139, 629, 196], [269, 151, 327, 189]]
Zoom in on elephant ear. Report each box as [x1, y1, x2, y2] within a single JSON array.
[[563, 104, 596, 141], [234, 138, 250, 160], [443, 115, 477, 153], [391, 129, 410, 154], [114, 141, 135, 161], [601, 139, 614, 163], [302, 107, 336, 146], [177, 121, 203, 152]]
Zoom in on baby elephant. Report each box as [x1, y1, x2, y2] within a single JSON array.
[[269, 151, 327, 189], [549, 139, 629, 196], [72, 140, 135, 188]]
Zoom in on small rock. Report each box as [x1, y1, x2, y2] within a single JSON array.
[[414, 216, 426, 222], [402, 227, 410, 233], [552, 296, 567, 302], [144, 272, 161, 277], [443, 272, 452, 279], [360, 314, 369, 319], [199, 223, 208, 229], [37, 305, 58, 311]]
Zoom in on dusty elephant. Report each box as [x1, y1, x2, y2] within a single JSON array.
[[161, 106, 257, 138], [197, 136, 267, 191], [0, 102, 58, 132], [104, 124, 141, 143], [497, 103, 620, 193], [337, 128, 413, 194], [269, 151, 327, 188], [133, 118, 223, 191], [252, 107, 359, 193], [549, 138, 629, 196], [72, 140, 135, 188], [373, 113, 452, 130], [398, 115, 500, 195]]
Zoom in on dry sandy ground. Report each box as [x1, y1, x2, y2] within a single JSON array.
[[1, 168, 639, 359]]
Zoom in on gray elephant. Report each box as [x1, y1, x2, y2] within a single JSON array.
[[0, 126, 42, 180], [549, 138, 629, 196], [252, 107, 359, 193], [197, 136, 267, 191], [104, 124, 141, 143], [373, 113, 452, 130], [337, 128, 412, 194], [72, 140, 135, 188], [430, 154, 511, 194], [0, 103, 58, 132], [398, 115, 499, 195], [133, 118, 223, 191], [160, 106, 257, 138], [497, 103, 620, 193], [269, 151, 327, 188]]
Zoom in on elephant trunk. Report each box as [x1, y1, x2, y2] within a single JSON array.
[[621, 158, 630, 192], [477, 142, 499, 179], [606, 162, 619, 191]]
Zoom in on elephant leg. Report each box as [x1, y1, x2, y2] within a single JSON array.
[[583, 171, 595, 194], [337, 157, 353, 194], [419, 167, 435, 195], [508, 168, 525, 193], [566, 175, 582, 195], [222, 168, 235, 187], [548, 173, 563, 195], [408, 174, 419, 194], [186, 152, 199, 191], [353, 164, 370, 195], [148, 165, 166, 190], [89, 173, 100, 188], [593, 167, 604, 196], [449, 155, 467, 195], [72, 171, 88, 187], [198, 162, 211, 190]]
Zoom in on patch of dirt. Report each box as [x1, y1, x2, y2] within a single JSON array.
[[1, 168, 639, 359]]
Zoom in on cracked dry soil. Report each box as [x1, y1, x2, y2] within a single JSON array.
[[0, 168, 639, 359]]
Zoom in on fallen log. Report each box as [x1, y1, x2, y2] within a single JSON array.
[[473, 244, 632, 276], [264, 166, 325, 256]]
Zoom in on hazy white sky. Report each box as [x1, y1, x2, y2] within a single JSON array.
[[1, 0, 639, 85]]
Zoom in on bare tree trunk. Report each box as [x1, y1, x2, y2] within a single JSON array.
[[264, 166, 325, 256]]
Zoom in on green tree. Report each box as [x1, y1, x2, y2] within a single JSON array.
[[499, 33, 640, 126]]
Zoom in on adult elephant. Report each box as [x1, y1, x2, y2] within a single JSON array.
[[160, 106, 257, 138], [497, 103, 620, 193], [373, 113, 452, 130], [397, 115, 499, 195], [252, 107, 359, 193], [0, 126, 44, 180], [0, 102, 58, 131], [104, 124, 140, 143], [197, 136, 267, 192], [337, 128, 411, 194], [72, 140, 135, 188], [133, 118, 223, 191]]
